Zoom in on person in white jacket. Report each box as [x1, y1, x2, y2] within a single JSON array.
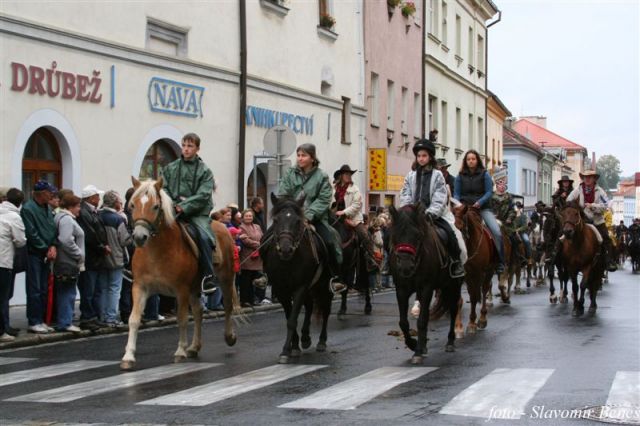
[[0, 188, 27, 342]]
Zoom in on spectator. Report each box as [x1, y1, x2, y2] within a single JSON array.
[[250, 197, 267, 233], [21, 180, 57, 334], [120, 187, 135, 323], [368, 218, 384, 292], [77, 184, 109, 329], [99, 191, 132, 327], [53, 193, 84, 333], [0, 188, 27, 341], [238, 209, 265, 306]]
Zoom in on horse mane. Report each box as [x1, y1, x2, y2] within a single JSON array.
[[131, 180, 175, 226], [271, 196, 303, 218], [392, 204, 426, 238]]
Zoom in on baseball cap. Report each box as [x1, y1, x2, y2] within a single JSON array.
[[81, 184, 105, 199], [34, 180, 58, 193]]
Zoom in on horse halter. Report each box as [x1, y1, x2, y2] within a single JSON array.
[[133, 197, 163, 238], [393, 241, 422, 277], [274, 219, 306, 255]]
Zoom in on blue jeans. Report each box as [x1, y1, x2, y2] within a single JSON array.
[[78, 270, 103, 321], [55, 276, 78, 329], [100, 268, 123, 323], [520, 232, 532, 258], [480, 209, 505, 263], [0, 268, 13, 334], [206, 289, 224, 310], [25, 254, 49, 326], [144, 294, 160, 320]]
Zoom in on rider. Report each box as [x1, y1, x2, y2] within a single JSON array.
[[400, 138, 467, 278], [332, 164, 377, 271], [278, 143, 346, 294], [454, 150, 506, 273], [436, 158, 455, 197], [490, 168, 526, 267], [615, 220, 628, 241], [162, 132, 219, 294], [530, 201, 546, 229], [552, 175, 574, 210], [514, 201, 532, 264], [566, 169, 617, 272]]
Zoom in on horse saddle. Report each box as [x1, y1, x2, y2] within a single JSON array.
[[178, 222, 200, 259], [431, 219, 450, 246]]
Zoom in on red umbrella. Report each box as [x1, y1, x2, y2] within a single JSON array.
[[46, 262, 54, 325]]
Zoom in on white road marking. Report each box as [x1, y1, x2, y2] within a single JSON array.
[[279, 366, 436, 410], [0, 360, 116, 387], [0, 357, 34, 366], [604, 371, 640, 422], [5, 363, 220, 403], [138, 364, 327, 406], [439, 368, 554, 419]]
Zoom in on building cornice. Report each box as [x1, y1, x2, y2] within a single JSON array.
[[425, 54, 488, 98]]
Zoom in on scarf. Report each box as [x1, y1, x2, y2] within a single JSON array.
[[582, 184, 595, 204], [334, 183, 349, 210]]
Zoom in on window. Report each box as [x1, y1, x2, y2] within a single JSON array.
[[468, 27, 474, 66], [22, 127, 62, 200], [522, 169, 538, 196], [441, 1, 448, 45], [441, 100, 448, 147], [387, 80, 395, 130], [370, 72, 379, 127], [414, 93, 421, 138], [428, 95, 437, 132], [146, 18, 188, 57], [140, 139, 179, 180], [319, 0, 335, 27], [341, 96, 352, 144], [321, 81, 332, 96], [477, 117, 484, 155], [468, 113, 474, 150], [455, 15, 461, 56], [401, 87, 409, 134], [455, 107, 461, 149], [429, 0, 439, 37], [477, 35, 485, 72]]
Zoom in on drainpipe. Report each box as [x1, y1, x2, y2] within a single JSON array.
[[485, 9, 501, 168], [238, 0, 248, 209], [421, 0, 426, 139]]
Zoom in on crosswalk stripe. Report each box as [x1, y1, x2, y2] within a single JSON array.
[[0, 357, 34, 366], [604, 371, 640, 422], [439, 368, 554, 419], [0, 360, 117, 387], [5, 363, 220, 403], [138, 364, 327, 406], [279, 366, 437, 410]]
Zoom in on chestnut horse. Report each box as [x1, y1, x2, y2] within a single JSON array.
[[120, 177, 240, 370], [559, 203, 604, 316], [452, 205, 498, 337]]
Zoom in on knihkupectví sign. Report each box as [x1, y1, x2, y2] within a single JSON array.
[[246, 105, 314, 135], [148, 77, 204, 118]]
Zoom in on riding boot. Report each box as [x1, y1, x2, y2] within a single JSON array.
[[315, 222, 346, 294], [444, 223, 464, 279], [196, 230, 220, 294]]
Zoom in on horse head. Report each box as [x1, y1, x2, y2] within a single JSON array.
[[270, 193, 306, 261], [389, 204, 424, 279], [129, 176, 175, 247], [560, 202, 582, 240]]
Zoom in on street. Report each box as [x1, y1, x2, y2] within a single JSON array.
[[0, 267, 638, 426]]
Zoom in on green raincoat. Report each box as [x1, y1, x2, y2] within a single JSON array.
[[491, 192, 516, 235], [161, 155, 216, 244]]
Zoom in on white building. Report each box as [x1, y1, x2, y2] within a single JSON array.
[[0, 0, 365, 304], [424, 0, 499, 170]]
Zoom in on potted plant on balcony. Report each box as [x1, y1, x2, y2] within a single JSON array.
[[319, 13, 336, 30], [387, 0, 401, 15], [401, 1, 417, 18]]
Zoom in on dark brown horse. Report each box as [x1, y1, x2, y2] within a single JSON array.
[[452, 205, 498, 337], [559, 202, 604, 316], [542, 208, 569, 303], [120, 177, 240, 370], [502, 228, 525, 300]]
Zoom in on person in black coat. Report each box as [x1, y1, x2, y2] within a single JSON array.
[[436, 158, 455, 197]]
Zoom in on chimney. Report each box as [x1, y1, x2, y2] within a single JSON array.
[[521, 115, 547, 128]]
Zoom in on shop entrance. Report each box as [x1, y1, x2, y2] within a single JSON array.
[[139, 138, 180, 180], [22, 127, 63, 199], [246, 163, 268, 216]]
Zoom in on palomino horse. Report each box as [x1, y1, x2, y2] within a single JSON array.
[[452, 205, 498, 337], [261, 194, 333, 364], [542, 208, 569, 304], [529, 223, 546, 285], [560, 203, 604, 316], [389, 204, 461, 364], [120, 177, 240, 370]]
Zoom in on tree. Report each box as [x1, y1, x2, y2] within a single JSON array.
[[596, 154, 622, 191]]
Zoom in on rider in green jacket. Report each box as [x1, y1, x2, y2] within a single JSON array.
[[162, 133, 218, 293], [278, 143, 345, 294]]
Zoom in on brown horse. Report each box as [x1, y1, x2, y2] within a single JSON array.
[[504, 230, 525, 299], [120, 177, 240, 370], [452, 205, 498, 337], [559, 202, 604, 316]]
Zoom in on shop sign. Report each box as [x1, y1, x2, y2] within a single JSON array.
[[148, 77, 204, 118], [387, 174, 404, 192], [369, 149, 387, 191], [10, 61, 103, 103], [246, 105, 313, 135]]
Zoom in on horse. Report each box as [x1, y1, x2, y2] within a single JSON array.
[[452, 205, 498, 337], [120, 177, 240, 370], [261, 194, 333, 364], [529, 223, 546, 285], [332, 215, 372, 315], [503, 227, 526, 299], [542, 208, 569, 304], [388, 204, 461, 364], [559, 202, 604, 316], [628, 232, 640, 273]]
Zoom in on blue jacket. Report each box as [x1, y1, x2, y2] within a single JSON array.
[[454, 170, 493, 208]]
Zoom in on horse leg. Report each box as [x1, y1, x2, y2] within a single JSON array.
[[588, 273, 598, 315], [499, 271, 511, 304], [120, 285, 148, 370], [446, 284, 461, 352], [338, 290, 347, 315], [467, 280, 479, 335], [571, 274, 582, 316], [221, 274, 237, 347], [478, 273, 491, 329], [173, 292, 190, 363], [279, 287, 305, 364], [300, 297, 312, 350], [364, 287, 372, 315], [454, 296, 464, 339], [317, 290, 331, 352], [396, 288, 416, 352], [412, 287, 433, 364], [186, 293, 203, 358], [549, 264, 557, 304]]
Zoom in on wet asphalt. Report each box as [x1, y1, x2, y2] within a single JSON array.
[[0, 266, 638, 426]]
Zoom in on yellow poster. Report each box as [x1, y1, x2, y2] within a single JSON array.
[[369, 149, 386, 191], [386, 174, 404, 192]]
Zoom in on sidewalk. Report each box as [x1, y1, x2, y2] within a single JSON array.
[[0, 288, 394, 350]]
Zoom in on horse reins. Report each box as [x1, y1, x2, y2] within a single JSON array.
[[133, 196, 164, 238], [463, 211, 485, 262]]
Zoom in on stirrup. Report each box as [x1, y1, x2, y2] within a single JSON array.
[[201, 274, 219, 294], [449, 260, 465, 279], [329, 277, 346, 295]]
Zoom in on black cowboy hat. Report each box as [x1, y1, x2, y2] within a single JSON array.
[[557, 175, 574, 185], [412, 138, 436, 157], [333, 164, 357, 180], [436, 158, 451, 168]]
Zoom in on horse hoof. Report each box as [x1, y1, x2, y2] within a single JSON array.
[[290, 349, 302, 358], [174, 355, 187, 363], [120, 360, 135, 371], [486, 301, 494, 308], [337, 308, 346, 315], [364, 304, 372, 315], [278, 355, 290, 364], [186, 349, 199, 359], [466, 324, 477, 334], [455, 331, 464, 339], [561, 297, 568, 304], [225, 333, 237, 347], [301, 336, 312, 350], [316, 343, 327, 352], [588, 307, 597, 315], [445, 344, 455, 352], [410, 355, 424, 365], [501, 298, 511, 305], [477, 319, 487, 330]]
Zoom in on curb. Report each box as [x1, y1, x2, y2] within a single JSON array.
[[0, 288, 395, 351]]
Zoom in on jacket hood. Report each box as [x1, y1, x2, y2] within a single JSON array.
[[0, 201, 20, 216], [54, 209, 76, 226]]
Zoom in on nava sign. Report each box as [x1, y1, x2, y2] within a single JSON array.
[[148, 77, 204, 118]]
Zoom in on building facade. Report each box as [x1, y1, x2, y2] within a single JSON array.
[[424, 0, 499, 172], [503, 125, 542, 208], [486, 90, 510, 171]]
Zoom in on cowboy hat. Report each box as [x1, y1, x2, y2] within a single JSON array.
[[333, 164, 357, 180], [557, 175, 574, 185], [492, 167, 508, 183], [436, 158, 451, 168], [579, 170, 600, 180], [412, 138, 436, 157]]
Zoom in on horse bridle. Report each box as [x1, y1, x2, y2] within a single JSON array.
[[133, 197, 163, 238], [274, 220, 307, 255], [461, 208, 484, 262], [393, 240, 422, 277]]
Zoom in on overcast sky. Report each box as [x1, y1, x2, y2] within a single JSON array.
[[489, 0, 639, 177]]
